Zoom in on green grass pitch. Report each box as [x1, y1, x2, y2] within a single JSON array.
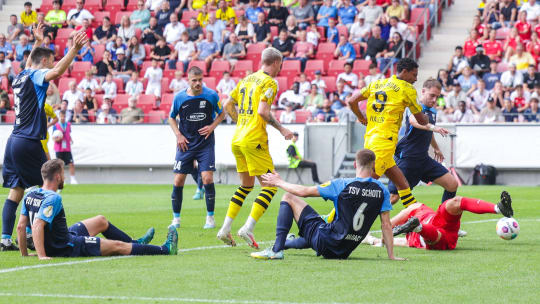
[[0, 184, 538, 303]]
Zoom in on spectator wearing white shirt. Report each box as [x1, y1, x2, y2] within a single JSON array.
[[500, 64, 524, 90], [146, 0, 164, 11], [389, 16, 415, 43], [125, 71, 145, 97], [168, 31, 195, 72], [279, 104, 296, 123], [363, 63, 384, 85], [306, 23, 320, 47], [169, 70, 189, 93], [311, 70, 327, 94], [118, 16, 136, 43], [452, 101, 476, 123], [479, 99, 504, 123], [0, 51, 13, 83], [278, 82, 304, 110], [520, 0, 540, 23], [144, 59, 163, 97], [444, 83, 467, 114], [298, 73, 311, 96], [336, 62, 358, 93], [62, 81, 84, 117], [77, 70, 100, 94], [101, 73, 118, 100], [96, 101, 117, 124], [349, 14, 370, 43], [216, 71, 236, 96], [469, 79, 489, 115], [163, 14, 186, 44], [67, 0, 94, 27]]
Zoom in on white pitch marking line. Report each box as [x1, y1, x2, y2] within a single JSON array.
[[0, 292, 353, 304]]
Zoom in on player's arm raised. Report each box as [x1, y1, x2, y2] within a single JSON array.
[[32, 218, 52, 260], [262, 172, 320, 197], [258, 99, 293, 140], [380, 211, 406, 261], [44, 31, 88, 82], [347, 91, 368, 125], [16, 215, 29, 256], [25, 22, 45, 70]]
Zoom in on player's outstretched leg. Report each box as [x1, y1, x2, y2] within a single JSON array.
[[454, 191, 513, 217], [284, 234, 310, 250], [217, 185, 254, 246], [393, 217, 420, 236], [385, 166, 418, 208], [100, 225, 178, 256], [80, 215, 155, 244], [1, 188, 24, 251], [393, 217, 441, 244], [239, 186, 278, 249]]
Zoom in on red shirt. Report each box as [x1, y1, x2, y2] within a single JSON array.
[[515, 21, 532, 42], [527, 40, 540, 60], [484, 40, 503, 56], [514, 96, 527, 108], [535, 24, 540, 38], [505, 36, 519, 51], [376, 0, 391, 5], [75, 25, 93, 40], [405, 204, 460, 250], [476, 24, 487, 37], [464, 39, 479, 57]]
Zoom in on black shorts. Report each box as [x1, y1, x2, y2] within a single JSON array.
[[68, 222, 101, 257], [297, 205, 325, 250], [2, 135, 46, 189], [56, 151, 74, 165], [388, 156, 449, 194]]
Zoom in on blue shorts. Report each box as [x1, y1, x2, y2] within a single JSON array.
[[68, 222, 101, 257], [297, 205, 325, 250], [388, 156, 449, 194], [2, 135, 46, 189], [173, 145, 215, 174]]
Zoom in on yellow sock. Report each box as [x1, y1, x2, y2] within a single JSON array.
[[326, 208, 336, 223], [249, 187, 277, 222], [226, 186, 253, 219], [398, 188, 417, 208]]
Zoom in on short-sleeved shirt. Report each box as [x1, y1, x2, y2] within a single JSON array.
[[359, 75, 422, 141], [338, 5, 358, 25], [11, 69, 50, 140], [94, 26, 117, 40], [230, 70, 278, 147], [316, 177, 392, 259], [197, 40, 219, 59], [246, 7, 264, 23], [67, 8, 94, 24], [365, 37, 386, 59], [272, 38, 293, 53], [339, 43, 356, 60], [7, 24, 24, 41], [216, 7, 237, 24], [293, 4, 314, 22], [317, 5, 337, 27], [45, 9, 67, 28], [254, 23, 271, 42], [223, 42, 244, 59], [169, 87, 222, 151], [21, 188, 71, 257], [395, 105, 436, 160], [21, 11, 38, 27], [326, 27, 339, 44]]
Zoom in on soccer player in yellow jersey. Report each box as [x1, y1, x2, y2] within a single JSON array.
[[217, 47, 293, 248], [40, 103, 58, 161], [348, 58, 428, 208]]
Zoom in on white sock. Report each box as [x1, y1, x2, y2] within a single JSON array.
[[494, 205, 501, 214], [222, 216, 234, 232], [413, 224, 423, 233], [244, 216, 257, 232]]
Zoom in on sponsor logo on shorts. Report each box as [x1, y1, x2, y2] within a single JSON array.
[[344, 234, 362, 242], [84, 237, 98, 244], [187, 113, 207, 121]]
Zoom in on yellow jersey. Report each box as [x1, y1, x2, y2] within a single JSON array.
[[216, 7, 238, 24], [359, 75, 422, 141], [230, 70, 278, 147], [41, 104, 57, 152]]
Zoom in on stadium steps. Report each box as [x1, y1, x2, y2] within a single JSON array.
[[0, 0, 43, 32], [415, 0, 478, 87], [337, 153, 388, 184]]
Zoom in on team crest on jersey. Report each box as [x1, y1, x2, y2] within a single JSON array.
[[320, 181, 331, 188], [43, 206, 53, 218], [199, 100, 206, 108], [265, 88, 274, 99]]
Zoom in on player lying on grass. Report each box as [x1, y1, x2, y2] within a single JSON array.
[[366, 192, 514, 250], [251, 149, 405, 260], [16, 159, 178, 260]]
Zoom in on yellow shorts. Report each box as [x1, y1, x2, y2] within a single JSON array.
[[41, 133, 50, 154], [232, 142, 275, 176], [364, 135, 397, 177]]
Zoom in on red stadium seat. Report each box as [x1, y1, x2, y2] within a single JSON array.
[[203, 77, 217, 90], [93, 11, 111, 28], [231, 60, 253, 78], [114, 11, 132, 26], [138, 94, 156, 106], [209, 60, 230, 78], [113, 78, 125, 94], [161, 93, 174, 106], [55, 28, 74, 46], [181, 10, 199, 22], [315, 42, 336, 70], [316, 26, 326, 42], [295, 110, 312, 123], [93, 44, 106, 64], [336, 25, 348, 38], [187, 61, 207, 75], [94, 94, 104, 107], [62, 0, 77, 11], [146, 110, 166, 123], [5, 111, 15, 123], [84, 0, 102, 12], [39, 0, 54, 12], [71, 61, 92, 81], [161, 77, 170, 93], [246, 43, 265, 69], [11, 61, 21, 76], [140, 61, 153, 75], [352, 59, 372, 76], [276, 76, 288, 97], [496, 28, 510, 40], [321, 76, 336, 92], [1, 78, 8, 91], [270, 26, 279, 39], [327, 60, 347, 77], [279, 60, 300, 78], [126, 0, 139, 11], [304, 60, 325, 78], [58, 77, 76, 93], [114, 94, 130, 106]]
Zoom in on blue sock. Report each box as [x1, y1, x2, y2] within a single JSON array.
[[130, 243, 169, 255], [2, 199, 18, 239], [197, 172, 203, 190], [272, 201, 294, 252], [285, 236, 310, 250], [204, 183, 215, 215], [190, 169, 203, 190], [26, 226, 32, 235], [171, 186, 183, 218], [442, 190, 457, 204], [102, 222, 132, 243]]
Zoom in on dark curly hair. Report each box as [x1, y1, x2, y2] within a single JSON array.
[[396, 58, 419, 73]]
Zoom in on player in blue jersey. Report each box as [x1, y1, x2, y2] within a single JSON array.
[[168, 66, 225, 229], [1, 24, 89, 251], [251, 149, 405, 260], [16, 159, 178, 259], [387, 78, 459, 206]]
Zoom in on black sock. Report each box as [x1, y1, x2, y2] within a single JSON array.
[[284, 236, 310, 250], [171, 186, 183, 217], [102, 222, 132, 243], [130, 243, 169, 255], [2, 199, 18, 239], [441, 190, 457, 204], [203, 183, 215, 215], [272, 201, 294, 252], [197, 172, 203, 189]]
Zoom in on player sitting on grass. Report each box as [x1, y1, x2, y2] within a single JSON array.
[[16, 159, 178, 259], [251, 149, 405, 261], [366, 192, 514, 250]]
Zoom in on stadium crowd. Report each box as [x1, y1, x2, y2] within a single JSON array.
[[0, 0, 537, 124]]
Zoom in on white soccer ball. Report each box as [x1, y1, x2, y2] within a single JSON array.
[[496, 217, 520, 240], [52, 130, 63, 142]]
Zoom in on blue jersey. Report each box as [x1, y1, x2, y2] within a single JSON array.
[[317, 177, 392, 259], [11, 68, 50, 140], [395, 105, 436, 161], [169, 87, 222, 151], [21, 188, 71, 257]]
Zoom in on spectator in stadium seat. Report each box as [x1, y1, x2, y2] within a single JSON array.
[[311, 70, 327, 94], [457, 66, 478, 96], [63, 81, 84, 118], [78, 70, 100, 93], [479, 98, 504, 122], [496, 0, 517, 28], [83, 88, 98, 114], [188, 0, 207, 11], [169, 70, 189, 93], [96, 100, 117, 124], [361, 26, 386, 62], [106, 37, 127, 61], [317, 0, 337, 28], [515, 11, 532, 41], [298, 73, 311, 96], [336, 62, 358, 92], [452, 100, 476, 123], [279, 82, 305, 109], [524, 64, 540, 90], [280, 104, 297, 123], [14, 35, 32, 62], [509, 43, 536, 72], [510, 84, 531, 112], [235, 16, 255, 46], [272, 28, 294, 55], [197, 4, 210, 27], [482, 60, 501, 90], [20, 2, 37, 29], [101, 73, 118, 100], [483, 29, 504, 61], [76, 40, 95, 62], [41, 35, 55, 51], [285, 15, 300, 41], [527, 32, 540, 62], [306, 23, 320, 47], [377, 32, 404, 72], [293, 0, 315, 29], [206, 13, 226, 47], [216, 0, 238, 24], [18, 50, 31, 71], [169, 31, 195, 71], [216, 71, 236, 96], [142, 17, 164, 45], [362, 0, 383, 27], [375, 14, 391, 41], [0, 35, 13, 61], [520, 0, 540, 24], [337, 0, 357, 29], [113, 48, 136, 83], [93, 17, 117, 45], [164, 13, 186, 44], [144, 58, 163, 98], [444, 82, 467, 114], [437, 68, 454, 94], [364, 62, 384, 85], [488, 81, 505, 108], [195, 31, 220, 71], [0, 52, 13, 84], [463, 29, 480, 58], [315, 98, 337, 122], [326, 18, 339, 44], [334, 34, 356, 62], [245, 0, 264, 23], [305, 83, 324, 113], [386, 0, 407, 21], [524, 97, 540, 121], [126, 71, 145, 96], [268, 0, 289, 29], [95, 50, 116, 80], [349, 13, 370, 43], [126, 37, 146, 68], [150, 37, 172, 64], [503, 27, 522, 62], [146, 0, 165, 11], [472, 15, 486, 37], [470, 78, 489, 114], [287, 30, 314, 71], [502, 98, 519, 122], [223, 33, 246, 71], [72, 99, 89, 123], [187, 17, 204, 42], [389, 16, 415, 43], [447, 46, 469, 79], [118, 16, 136, 43], [501, 63, 524, 89], [7, 15, 24, 43], [67, 0, 94, 28], [329, 79, 350, 111], [131, 0, 152, 30], [44, 1, 66, 38], [156, 1, 173, 31], [120, 96, 145, 124], [253, 13, 272, 44], [46, 83, 62, 110]]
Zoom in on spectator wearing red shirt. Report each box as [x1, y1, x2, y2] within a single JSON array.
[[75, 18, 93, 40], [514, 11, 532, 42], [288, 30, 315, 72], [534, 20, 540, 38], [464, 29, 480, 58], [472, 15, 487, 37], [527, 32, 540, 62], [503, 27, 522, 61], [483, 29, 504, 61]]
